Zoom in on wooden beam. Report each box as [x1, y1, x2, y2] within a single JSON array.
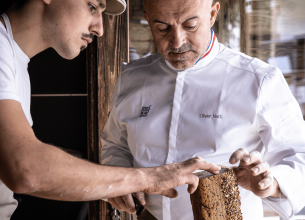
[[97, 8, 129, 148], [87, 0, 129, 219], [98, 5, 129, 219], [87, 34, 101, 220]]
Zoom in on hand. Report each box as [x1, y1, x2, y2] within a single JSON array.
[[229, 148, 281, 198], [143, 157, 221, 198], [108, 192, 145, 214]]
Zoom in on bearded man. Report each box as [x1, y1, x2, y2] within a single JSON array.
[[101, 0, 305, 219]]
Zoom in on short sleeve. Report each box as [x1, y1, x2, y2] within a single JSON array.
[[0, 28, 20, 103]]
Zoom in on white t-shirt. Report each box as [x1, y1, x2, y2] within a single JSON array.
[[0, 13, 32, 219]]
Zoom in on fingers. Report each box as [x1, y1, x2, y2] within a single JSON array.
[[108, 198, 122, 211], [134, 192, 146, 205], [121, 194, 136, 214], [183, 156, 221, 174], [108, 194, 136, 214], [258, 173, 274, 190], [185, 174, 199, 194], [230, 148, 249, 164], [230, 149, 263, 168], [145, 158, 219, 197], [240, 151, 262, 166], [251, 161, 269, 176]]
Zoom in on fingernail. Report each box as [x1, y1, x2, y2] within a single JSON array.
[[140, 197, 145, 204], [259, 182, 265, 188], [231, 157, 236, 163], [251, 167, 259, 173], [243, 156, 250, 163]]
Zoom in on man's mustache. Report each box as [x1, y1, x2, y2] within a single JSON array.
[[166, 44, 195, 53], [82, 33, 94, 40]]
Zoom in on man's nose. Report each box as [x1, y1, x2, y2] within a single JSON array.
[[169, 28, 185, 49], [90, 14, 104, 37]]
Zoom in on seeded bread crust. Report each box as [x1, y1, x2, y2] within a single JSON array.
[[190, 169, 243, 220]]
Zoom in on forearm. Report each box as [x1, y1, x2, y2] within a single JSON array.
[[4, 142, 147, 201], [0, 101, 222, 201]]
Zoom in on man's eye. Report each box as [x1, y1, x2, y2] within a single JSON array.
[[185, 26, 196, 30], [88, 3, 96, 12], [159, 27, 170, 33]]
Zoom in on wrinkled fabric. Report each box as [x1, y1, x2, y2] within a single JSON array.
[[101, 35, 305, 220]]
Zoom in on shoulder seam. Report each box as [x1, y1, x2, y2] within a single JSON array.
[[214, 56, 258, 75], [262, 66, 277, 77], [215, 55, 274, 77]]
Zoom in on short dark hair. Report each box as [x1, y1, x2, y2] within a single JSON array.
[[14, 0, 29, 8], [0, 0, 29, 14]]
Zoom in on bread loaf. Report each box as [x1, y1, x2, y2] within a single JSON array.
[[190, 168, 243, 220]]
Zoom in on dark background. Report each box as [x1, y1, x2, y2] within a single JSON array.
[[11, 48, 88, 220]]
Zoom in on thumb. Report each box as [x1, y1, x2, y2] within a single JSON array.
[[159, 188, 178, 198]]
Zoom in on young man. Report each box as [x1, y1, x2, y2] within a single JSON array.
[[0, 0, 222, 219], [101, 0, 305, 219]]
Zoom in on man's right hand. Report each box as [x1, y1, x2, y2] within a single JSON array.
[[108, 192, 145, 214], [109, 157, 220, 214], [142, 157, 221, 198]]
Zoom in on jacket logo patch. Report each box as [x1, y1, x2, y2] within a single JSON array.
[[140, 105, 152, 117], [200, 114, 222, 119]]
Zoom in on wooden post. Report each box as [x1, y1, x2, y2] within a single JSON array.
[[87, 33, 101, 220], [87, 0, 129, 219], [239, 0, 249, 54]]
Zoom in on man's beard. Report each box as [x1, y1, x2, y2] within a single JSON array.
[[159, 28, 212, 70], [160, 44, 200, 70], [166, 43, 196, 54]]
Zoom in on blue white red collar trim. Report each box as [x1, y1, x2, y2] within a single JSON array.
[[194, 28, 216, 65]]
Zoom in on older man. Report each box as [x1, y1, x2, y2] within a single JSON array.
[[0, 0, 222, 219], [101, 0, 305, 219]]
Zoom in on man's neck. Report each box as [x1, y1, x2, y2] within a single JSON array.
[[5, 2, 50, 58]]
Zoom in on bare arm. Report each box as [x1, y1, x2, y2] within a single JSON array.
[[0, 100, 221, 201]]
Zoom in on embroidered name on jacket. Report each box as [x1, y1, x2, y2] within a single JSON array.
[[200, 114, 222, 119], [140, 105, 152, 117]]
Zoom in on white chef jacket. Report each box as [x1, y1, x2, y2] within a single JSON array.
[[101, 34, 305, 220]]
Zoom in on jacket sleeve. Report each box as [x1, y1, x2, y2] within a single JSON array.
[[256, 67, 305, 219], [100, 70, 134, 168]]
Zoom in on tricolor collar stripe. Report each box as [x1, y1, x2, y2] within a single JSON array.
[[200, 33, 216, 60], [206, 28, 214, 53], [194, 28, 215, 65]]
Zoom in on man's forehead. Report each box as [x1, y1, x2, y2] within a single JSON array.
[[146, 0, 211, 21], [145, 0, 211, 12]]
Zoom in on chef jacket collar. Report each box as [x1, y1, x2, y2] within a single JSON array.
[[165, 28, 219, 72]]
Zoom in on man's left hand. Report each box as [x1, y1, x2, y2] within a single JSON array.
[[229, 148, 281, 198]]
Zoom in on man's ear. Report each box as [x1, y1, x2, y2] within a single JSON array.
[[143, 11, 149, 24], [210, 2, 220, 27], [42, 0, 52, 5]]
